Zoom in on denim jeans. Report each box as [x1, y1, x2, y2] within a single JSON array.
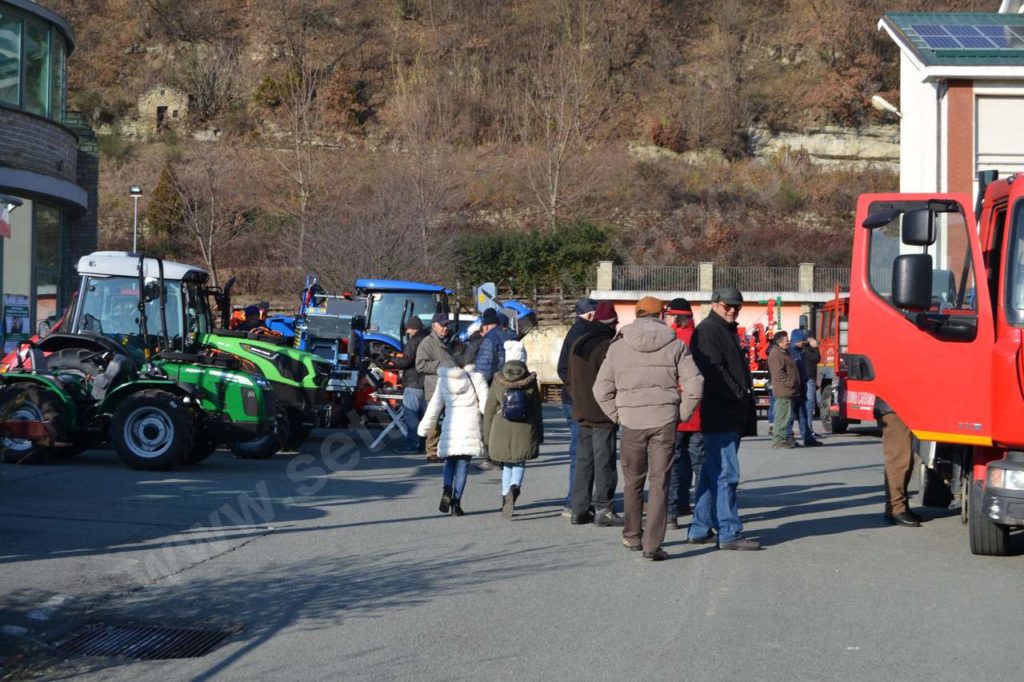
[[804, 380, 817, 437], [561, 401, 579, 507], [501, 463, 525, 495], [689, 431, 744, 544], [442, 456, 471, 500], [402, 387, 425, 449], [792, 394, 813, 443], [669, 430, 705, 514]]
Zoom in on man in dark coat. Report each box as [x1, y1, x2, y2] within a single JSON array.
[[474, 308, 505, 383], [688, 286, 761, 550], [556, 297, 597, 515], [392, 317, 429, 452], [566, 301, 622, 527], [787, 329, 822, 447], [800, 334, 823, 441]]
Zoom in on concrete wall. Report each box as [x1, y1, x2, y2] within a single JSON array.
[[522, 324, 570, 384]]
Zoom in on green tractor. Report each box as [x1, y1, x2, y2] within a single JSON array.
[[0, 255, 278, 470], [57, 252, 329, 458]]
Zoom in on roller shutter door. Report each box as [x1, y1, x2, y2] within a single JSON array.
[[976, 96, 1024, 176]]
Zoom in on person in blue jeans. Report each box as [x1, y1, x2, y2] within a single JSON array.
[[688, 287, 761, 550], [788, 329, 822, 447], [557, 297, 597, 514]]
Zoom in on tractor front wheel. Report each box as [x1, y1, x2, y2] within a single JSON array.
[[111, 390, 195, 470], [0, 383, 64, 464]]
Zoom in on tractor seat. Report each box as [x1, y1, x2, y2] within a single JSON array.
[[90, 355, 136, 401]]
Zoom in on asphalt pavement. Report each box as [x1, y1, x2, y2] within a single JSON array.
[[1, 406, 1022, 681]]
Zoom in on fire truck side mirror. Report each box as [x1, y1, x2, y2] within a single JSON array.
[[901, 209, 936, 246], [892, 254, 933, 311]]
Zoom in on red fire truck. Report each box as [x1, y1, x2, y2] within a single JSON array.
[[810, 288, 875, 434], [846, 171, 1024, 555]]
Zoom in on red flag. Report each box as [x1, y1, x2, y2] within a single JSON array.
[[0, 205, 10, 238]]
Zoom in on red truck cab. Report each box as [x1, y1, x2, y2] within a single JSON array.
[[846, 174, 1024, 555]]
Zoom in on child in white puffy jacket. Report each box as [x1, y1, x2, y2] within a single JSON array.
[[418, 364, 489, 516]]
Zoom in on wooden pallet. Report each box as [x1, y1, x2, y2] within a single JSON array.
[[540, 382, 564, 404]]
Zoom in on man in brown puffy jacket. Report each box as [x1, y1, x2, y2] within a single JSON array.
[[593, 296, 704, 561], [768, 330, 800, 449]]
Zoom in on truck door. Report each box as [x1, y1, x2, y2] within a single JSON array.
[[847, 193, 994, 446]]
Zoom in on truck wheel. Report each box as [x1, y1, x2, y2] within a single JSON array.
[[0, 384, 63, 464], [919, 461, 954, 508], [284, 408, 314, 451], [111, 390, 195, 470], [968, 480, 1010, 556], [819, 387, 848, 434], [230, 409, 288, 460]]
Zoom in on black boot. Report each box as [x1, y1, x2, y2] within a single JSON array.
[[503, 485, 519, 519], [451, 498, 465, 517], [439, 485, 453, 514]]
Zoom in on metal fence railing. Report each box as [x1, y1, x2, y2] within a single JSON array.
[[612, 265, 700, 291], [713, 267, 800, 291], [813, 267, 850, 291]]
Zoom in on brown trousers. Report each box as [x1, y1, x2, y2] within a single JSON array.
[[880, 412, 913, 514], [620, 422, 676, 553]]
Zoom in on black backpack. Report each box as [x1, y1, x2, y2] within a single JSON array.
[[501, 387, 529, 422]]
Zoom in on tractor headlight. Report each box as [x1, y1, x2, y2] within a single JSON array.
[[255, 377, 271, 390], [987, 466, 1024, 491]]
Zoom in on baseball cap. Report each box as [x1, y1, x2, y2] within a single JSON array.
[[666, 297, 692, 314], [635, 296, 664, 316], [431, 312, 450, 326], [712, 287, 744, 306], [575, 298, 598, 315]]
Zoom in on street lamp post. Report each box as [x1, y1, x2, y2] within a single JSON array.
[[129, 185, 142, 252]]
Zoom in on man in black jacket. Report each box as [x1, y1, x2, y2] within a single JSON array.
[[556, 297, 597, 515], [392, 317, 430, 453], [566, 302, 622, 527], [688, 287, 760, 550]]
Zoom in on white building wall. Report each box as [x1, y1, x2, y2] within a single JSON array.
[[899, 53, 943, 193]]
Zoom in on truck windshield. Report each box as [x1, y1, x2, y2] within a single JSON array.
[[1006, 201, 1024, 325], [368, 292, 443, 339], [78, 275, 182, 344]]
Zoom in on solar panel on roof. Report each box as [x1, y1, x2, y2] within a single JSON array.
[[946, 25, 981, 37], [959, 36, 995, 49], [987, 36, 1011, 48], [923, 35, 960, 49], [977, 25, 1006, 37], [913, 24, 949, 36]]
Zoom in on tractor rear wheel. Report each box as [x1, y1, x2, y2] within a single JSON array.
[[231, 409, 288, 460], [968, 480, 1010, 556], [111, 390, 195, 470], [0, 383, 63, 464], [284, 409, 314, 451]]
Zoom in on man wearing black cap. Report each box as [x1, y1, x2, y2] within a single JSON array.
[[688, 286, 761, 550], [392, 316, 430, 452], [416, 312, 457, 461], [666, 297, 705, 527], [474, 308, 505, 383], [556, 297, 598, 516]]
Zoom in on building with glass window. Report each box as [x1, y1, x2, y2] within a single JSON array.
[[0, 0, 96, 351]]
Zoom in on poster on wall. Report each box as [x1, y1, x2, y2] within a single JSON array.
[[4, 293, 30, 354]]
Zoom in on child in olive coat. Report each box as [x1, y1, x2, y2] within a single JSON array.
[[483, 340, 544, 519]]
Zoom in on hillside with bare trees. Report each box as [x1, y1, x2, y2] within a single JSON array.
[[49, 0, 991, 296]]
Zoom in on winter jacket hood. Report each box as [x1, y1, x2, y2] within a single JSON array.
[[619, 315, 678, 353], [484, 362, 544, 463]]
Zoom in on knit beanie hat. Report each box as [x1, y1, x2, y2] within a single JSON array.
[[504, 340, 527, 364], [593, 301, 618, 323]]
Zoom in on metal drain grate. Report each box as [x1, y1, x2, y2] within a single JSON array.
[[56, 622, 232, 660]]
